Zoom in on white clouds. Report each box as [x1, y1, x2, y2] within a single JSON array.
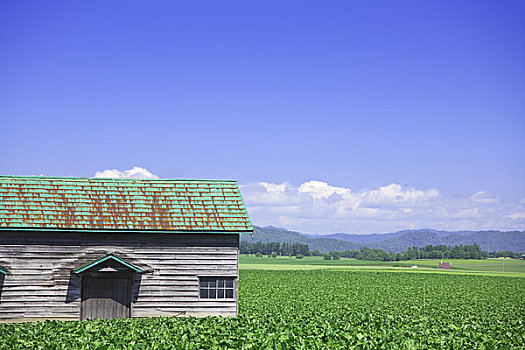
[[363, 183, 439, 206], [94, 167, 159, 179], [449, 208, 479, 219], [241, 182, 301, 206], [240, 180, 525, 234], [298, 181, 350, 199], [469, 191, 499, 204], [507, 212, 525, 220]]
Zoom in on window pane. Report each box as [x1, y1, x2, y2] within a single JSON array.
[[199, 277, 235, 299]]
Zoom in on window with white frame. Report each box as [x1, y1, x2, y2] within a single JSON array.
[[199, 277, 234, 299]]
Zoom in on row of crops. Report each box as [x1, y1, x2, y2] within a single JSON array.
[[1, 270, 524, 349]]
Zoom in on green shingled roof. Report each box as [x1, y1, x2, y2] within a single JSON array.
[[0, 176, 253, 232]]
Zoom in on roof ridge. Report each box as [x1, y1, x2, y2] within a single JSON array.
[[0, 175, 237, 182]]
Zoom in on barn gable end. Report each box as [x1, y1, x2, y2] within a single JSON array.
[[72, 253, 144, 274]]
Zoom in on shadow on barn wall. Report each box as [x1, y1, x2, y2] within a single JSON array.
[[0, 263, 7, 304], [65, 273, 80, 303], [0, 273, 4, 303], [132, 274, 142, 303]]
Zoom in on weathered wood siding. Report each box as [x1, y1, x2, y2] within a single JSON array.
[[0, 231, 240, 321]]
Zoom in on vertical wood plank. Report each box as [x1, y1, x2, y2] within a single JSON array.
[[81, 275, 132, 319]]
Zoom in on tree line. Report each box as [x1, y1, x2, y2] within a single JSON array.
[[241, 241, 523, 261], [240, 241, 309, 256], [334, 244, 486, 261]]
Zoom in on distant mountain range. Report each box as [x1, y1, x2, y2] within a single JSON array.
[[242, 226, 525, 253]]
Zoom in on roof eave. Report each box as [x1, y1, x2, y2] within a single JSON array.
[[0, 227, 253, 234]]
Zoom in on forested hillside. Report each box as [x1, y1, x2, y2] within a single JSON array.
[[242, 227, 362, 252], [242, 226, 525, 253]]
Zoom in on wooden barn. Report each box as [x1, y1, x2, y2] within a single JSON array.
[[0, 175, 253, 321]]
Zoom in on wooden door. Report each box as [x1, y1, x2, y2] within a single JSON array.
[[81, 274, 132, 320]]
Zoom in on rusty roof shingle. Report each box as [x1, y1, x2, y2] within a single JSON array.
[[0, 176, 253, 233]]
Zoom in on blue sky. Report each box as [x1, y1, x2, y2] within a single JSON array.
[[1, 1, 524, 233]]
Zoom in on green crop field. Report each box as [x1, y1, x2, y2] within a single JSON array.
[[403, 258, 525, 274], [240, 254, 404, 269], [240, 254, 525, 277], [1, 269, 524, 349]]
